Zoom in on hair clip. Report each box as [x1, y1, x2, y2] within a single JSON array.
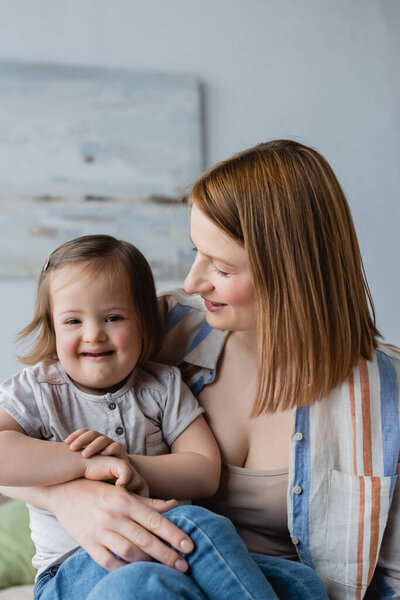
[[42, 257, 50, 272]]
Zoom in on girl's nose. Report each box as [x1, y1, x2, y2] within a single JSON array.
[[184, 255, 213, 295], [83, 322, 107, 343]]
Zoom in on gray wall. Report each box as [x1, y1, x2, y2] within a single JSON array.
[[0, 0, 399, 380]]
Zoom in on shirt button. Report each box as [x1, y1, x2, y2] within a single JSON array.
[[293, 485, 303, 495], [291, 536, 300, 545], [108, 403, 116, 410], [294, 432, 303, 441], [115, 426, 124, 435]]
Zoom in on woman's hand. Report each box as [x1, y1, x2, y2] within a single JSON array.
[[47, 478, 193, 572]]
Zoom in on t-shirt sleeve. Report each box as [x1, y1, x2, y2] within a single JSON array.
[[159, 366, 204, 447], [0, 369, 49, 438]]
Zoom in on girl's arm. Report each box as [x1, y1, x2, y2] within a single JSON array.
[[129, 415, 221, 499], [0, 408, 135, 487], [67, 416, 221, 499]]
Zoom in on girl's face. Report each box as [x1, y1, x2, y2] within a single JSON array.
[[184, 204, 256, 333], [51, 263, 143, 395]]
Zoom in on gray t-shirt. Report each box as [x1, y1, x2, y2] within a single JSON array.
[[0, 359, 203, 577]]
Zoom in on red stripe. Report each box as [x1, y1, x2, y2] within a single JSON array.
[[360, 359, 373, 477], [367, 477, 381, 585], [382, 343, 400, 355], [356, 475, 366, 594], [349, 372, 357, 475]]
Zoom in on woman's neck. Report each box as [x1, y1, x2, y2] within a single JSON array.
[[228, 329, 258, 356]]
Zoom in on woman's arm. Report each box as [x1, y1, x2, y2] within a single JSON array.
[[129, 415, 221, 499], [0, 479, 194, 572]]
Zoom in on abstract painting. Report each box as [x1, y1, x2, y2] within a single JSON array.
[[0, 61, 203, 283]]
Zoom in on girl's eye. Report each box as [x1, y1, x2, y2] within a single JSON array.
[[66, 318, 80, 325], [106, 315, 123, 323]]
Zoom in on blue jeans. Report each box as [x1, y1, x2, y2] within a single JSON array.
[[34, 505, 328, 599]]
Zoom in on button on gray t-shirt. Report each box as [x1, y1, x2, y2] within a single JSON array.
[[0, 360, 203, 577]]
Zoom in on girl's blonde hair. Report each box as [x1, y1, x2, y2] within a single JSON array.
[[18, 234, 163, 366], [190, 140, 379, 415]]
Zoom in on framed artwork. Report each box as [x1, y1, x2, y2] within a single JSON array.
[[0, 61, 203, 283]]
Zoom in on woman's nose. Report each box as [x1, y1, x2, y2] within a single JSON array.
[[184, 256, 213, 295]]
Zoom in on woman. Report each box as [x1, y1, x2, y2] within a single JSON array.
[[3, 140, 399, 599]]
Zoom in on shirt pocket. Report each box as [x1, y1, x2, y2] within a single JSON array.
[[145, 429, 169, 456], [324, 469, 397, 588]]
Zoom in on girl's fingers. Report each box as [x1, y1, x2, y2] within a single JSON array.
[[81, 437, 111, 457], [116, 466, 144, 492], [64, 428, 89, 445], [113, 462, 133, 487], [68, 430, 100, 450], [100, 442, 126, 457], [137, 479, 150, 497]]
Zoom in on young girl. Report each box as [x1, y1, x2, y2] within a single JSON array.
[[0, 234, 324, 600]]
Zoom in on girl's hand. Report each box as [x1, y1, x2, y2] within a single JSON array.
[[65, 429, 128, 460], [47, 479, 193, 571], [82, 454, 141, 490], [66, 429, 149, 496]]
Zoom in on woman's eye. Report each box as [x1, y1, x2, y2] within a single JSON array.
[[106, 315, 123, 322], [213, 266, 229, 277]]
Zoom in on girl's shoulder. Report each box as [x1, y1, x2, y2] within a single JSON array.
[[1, 360, 67, 392]]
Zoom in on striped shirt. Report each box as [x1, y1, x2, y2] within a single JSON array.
[[156, 288, 400, 600]]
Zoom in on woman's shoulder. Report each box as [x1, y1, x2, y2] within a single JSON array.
[[156, 287, 228, 372], [157, 288, 209, 344], [376, 341, 400, 363], [158, 287, 206, 316]]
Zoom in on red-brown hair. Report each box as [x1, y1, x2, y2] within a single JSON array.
[[190, 140, 379, 415]]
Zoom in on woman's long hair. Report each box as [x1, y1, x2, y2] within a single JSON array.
[[190, 140, 379, 415]]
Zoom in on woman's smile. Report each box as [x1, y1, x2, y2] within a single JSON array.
[[184, 205, 256, 332]]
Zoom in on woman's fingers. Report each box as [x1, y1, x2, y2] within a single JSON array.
[[89, 542, 129, 571], [113, 514, 190, 571], [97, 532, 151, 570], [146, 497, 178, 512], [49, 480, 192, 572], [125, 494, 194, 556]]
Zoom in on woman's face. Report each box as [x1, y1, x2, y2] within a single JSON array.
[[184, 204, 256, 332]]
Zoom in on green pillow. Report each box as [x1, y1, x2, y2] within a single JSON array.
[[0, 500, 36, 589]]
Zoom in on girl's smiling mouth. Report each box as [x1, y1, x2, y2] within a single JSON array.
[[81, 350, 115, 358]]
